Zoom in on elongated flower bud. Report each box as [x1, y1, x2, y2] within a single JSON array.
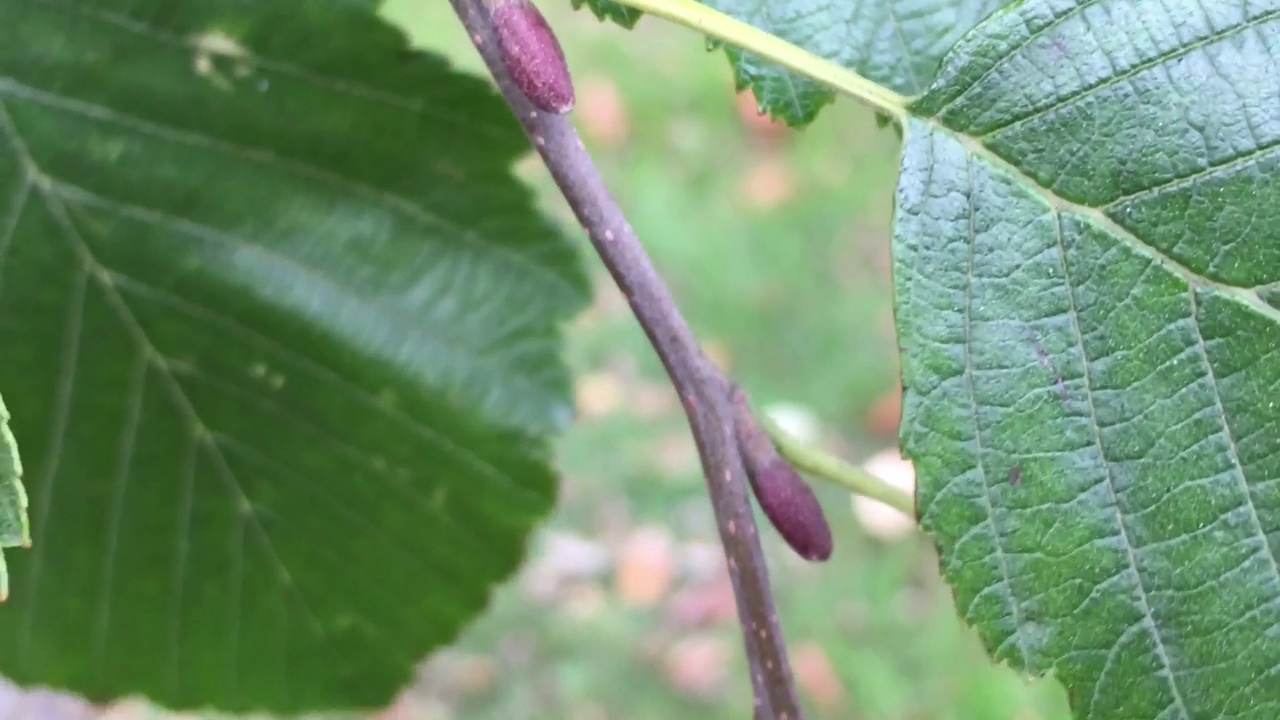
[[731, 387, 833, 561], [487, 0, 575, 114], [747, 455, 833, 561]]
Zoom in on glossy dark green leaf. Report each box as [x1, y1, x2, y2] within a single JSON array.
[[896, 0, 1280, 716], [0, 394, 29, 602], [576, 0, 1009, 124], [0, 0, 587, 713]]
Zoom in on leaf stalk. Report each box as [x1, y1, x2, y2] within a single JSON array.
[[759, 413, 915, 518], [601, 0, 909, 118]]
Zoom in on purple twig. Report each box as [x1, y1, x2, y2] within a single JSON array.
[[445, 2, 804, 717]]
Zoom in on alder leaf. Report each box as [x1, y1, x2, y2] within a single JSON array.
[[0, 394, 29, 602], [709, 0, 1008, 124], [0, 0, 587, 714], [896, 0, 1280, 716], [576, 0, 1009, 124]]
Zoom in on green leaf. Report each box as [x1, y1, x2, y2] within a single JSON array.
[[712, 0, 1009, 124], [0, 394, 30, 602], [0, 0, 587, 714], [572, 0, 644, 27], [896, 0, 1280, 716], [577, 0, 1009, 124]]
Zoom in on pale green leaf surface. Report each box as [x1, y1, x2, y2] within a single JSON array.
[[578, 0, 1009, 124], [896, 0, 1280, 716], [0, 394, 30, 602], [0, 0, 586, 713]]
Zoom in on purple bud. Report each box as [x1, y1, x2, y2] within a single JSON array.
[[728, 387, 833, 561], [488, 0, 575, 114], [749, 457, 833, 561]]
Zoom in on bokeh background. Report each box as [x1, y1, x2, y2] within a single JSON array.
[[2, 4, 1073, 719]]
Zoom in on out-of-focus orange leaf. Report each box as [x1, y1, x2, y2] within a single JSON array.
[[577, 76, 629, 150], [734, 90, 788, 143], [793, 641, 847, 711], [663, 634, 731, 700], [739, 156, 796, 210], [863, 382, 903, 439], [614, 526, 676, 607]]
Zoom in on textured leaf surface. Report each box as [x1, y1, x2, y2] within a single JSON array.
[[710, 0, 1008, 124], [895, 0, 1280, 716], [0, 394, 29, 601], [578, 0, 1008, 124], [0, 0, 586, 713]]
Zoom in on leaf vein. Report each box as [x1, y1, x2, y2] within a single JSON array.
[[1, 99, 92, 664], [1186, 289, 1280, 592], [964, 155, 1032, 666], [1, 81, 581, 306], [1053, 210, 1193, 718], [167, 434, 199, 695], [0, 178, 32, 298], [31, 0, 517, 146], [940, 129, 1280, 324], [46, 183, 561, 434], [930, 0, 1106, 117], [92, 352, 149, 681], [885, 3, 925, 94], [976, 8, 1280, 140], [104, 271, 537, 500], [1104, 140, 1280, 212], [3, 102, 356, 683]]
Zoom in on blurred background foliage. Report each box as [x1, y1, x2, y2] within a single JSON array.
[[2, 3, 1072, 719]]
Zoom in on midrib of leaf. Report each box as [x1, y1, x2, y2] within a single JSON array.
[[0, 102, 355, 683], [938, 130, 1280, 324], [609, 0, 1280, 323]]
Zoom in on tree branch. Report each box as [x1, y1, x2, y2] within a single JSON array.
[[445, 1, 803, 717]]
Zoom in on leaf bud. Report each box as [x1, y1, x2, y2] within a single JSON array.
[[748, 456, 833, 561], [731, 387, 832, 561], [487, 0, 575, 114]]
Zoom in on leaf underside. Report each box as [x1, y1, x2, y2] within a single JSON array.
[[896, 0, 1280, 717], [1, 0, 586, 713], [0, 394, 30, 602], [711, 0, 1009, 124], [576, 0, 1009, 124]]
